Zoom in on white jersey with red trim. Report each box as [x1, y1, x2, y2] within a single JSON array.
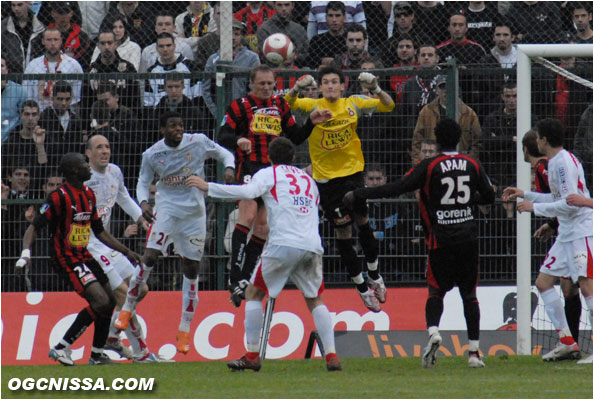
[[525, 149, 592, 242], [207, 164, 323, 254]]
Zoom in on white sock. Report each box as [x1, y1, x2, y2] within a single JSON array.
[[245, 300, 263, 353], [367, 260, 378, 271], [126, 314, 146, 354], [312, 305, 336, 355], [541, 288, 570, 332], [179, 276, 199, 332], [469, 340, 480, 352], [585, 296, 593, 329], [122, 264, 153, 312], [428, 326, 440, 337], [351, 273, 364, 285], [108, 310, 121, 340]]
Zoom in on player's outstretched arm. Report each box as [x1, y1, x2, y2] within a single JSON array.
[[358, 72, 394, 106], [186, 175, 209, 192], [566, 193, 593, 208], [15, 224, 38, 272], [288, 74, 316, 98], [502, 187, 524, 201]]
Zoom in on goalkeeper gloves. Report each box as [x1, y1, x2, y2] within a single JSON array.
[[358, 72, 381, 95], [294, 75, 316, 93]]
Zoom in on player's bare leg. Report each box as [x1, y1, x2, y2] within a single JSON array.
[[177, 258, 199, 354], [228, 284, 265, 371], [86, 282, 117, 365], [577, 276, 593, 364], [106, 282, 134, 359], [115, 249, 159, 330], [536, 273, 581, 361], [335, 223, 380, 312], [355, 214, 385, 304], [305, 296, 341, 371]]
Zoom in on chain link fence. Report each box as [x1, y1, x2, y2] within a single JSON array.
[[1, 1, 592, 293]]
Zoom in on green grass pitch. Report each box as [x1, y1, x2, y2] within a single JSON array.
[[2, 356, 592, 398]]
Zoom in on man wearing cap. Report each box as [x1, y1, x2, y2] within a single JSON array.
[[410, 75, 481, 165], [31, 2, 92, 70], [203, 19, 260, 116]]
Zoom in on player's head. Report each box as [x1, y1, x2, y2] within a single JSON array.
[[86, 134, 111, 171], [160, 111, 184, 146], [318, 66, 345, 101], [268, 137, 295, 165], [250, 65, 275, 100], [59, 153, 92, 183], [535, 118, 564, 150], [434, 118, 461, 151], [521, 129, 543, 162]]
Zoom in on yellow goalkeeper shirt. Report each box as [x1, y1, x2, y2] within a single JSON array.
[[286, 93, 395, 181]]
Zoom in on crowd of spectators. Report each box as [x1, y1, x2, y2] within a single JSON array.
[[1, 1, 593, 290]]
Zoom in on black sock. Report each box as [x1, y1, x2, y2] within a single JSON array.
[[357, 222, 379, 264], [230, 224, 250, 283], [425, 295, 444, 328], [336, 238, 367, 292], [59, 306, 95, 347], [463, 298, 481, 341], [564, 294, 582, 343], [241, 235, 266, 280], [91, 315, 112, 359]]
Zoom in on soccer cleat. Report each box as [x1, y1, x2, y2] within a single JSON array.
[[104, 338, 133, 359], [367, 275, 387, 303], [325, 353, 342, 371], [49, 346, 75, 366], [227, 354, 261, 372], [88, 353, 114, 365], [422, 333, 442, 369], [468, 351, 485, 368], [358, 288, 381, 313], [577, 354, 592, 364], [176, 330, 191, 354], [228, 279, 248, 308], [542, 342, 580, 362], [133, 349, 175, 363], [114, 310, 132, 330]]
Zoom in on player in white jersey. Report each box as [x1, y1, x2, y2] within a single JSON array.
[[85, 135, 169, 363], [504, 119, 593, 364], [115, 111, 235, 355], [187, 137, 342, 372]]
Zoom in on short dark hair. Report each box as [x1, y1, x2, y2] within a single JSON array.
[[52, 80, 72, 96], [421, 138, 439, 147], [160, 111, 182, 128], [365, 164, 386, 175], [58, 153, 83, 178], [326, 1, 345, 15], [43, 27, 61, 39], [156, 32, 175, 42], [97, 81, 118, 96], [449, 13, 467, 24], [269, 137, 295, 165], [493, 17, 514, 35], [502, 80, 517, 91], [346, 23, 367, 40], [395, 32, 417, 49], [90, 100, 110, 124], [434, 118, 461, 151], [164, 73, 186, 84], [521, 129, 542, 158], [155, 12, 175, 24], [97, 30, 115, 40], [20, 99, 40, 114], [571, 2, 592, 14], [318, 65, 345, 84], [536, 118, 565, 148], [250, 64, 274, 82], [360, 57, 384, 69]]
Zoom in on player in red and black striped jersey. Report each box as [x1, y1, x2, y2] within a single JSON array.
[[345, 119, 495, 368], [522, 129, 582, 345], [218, 65, 314, 306], [15, 153, 141, 366]]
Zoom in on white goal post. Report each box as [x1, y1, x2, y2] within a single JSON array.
[[516, 44, 593, 355]]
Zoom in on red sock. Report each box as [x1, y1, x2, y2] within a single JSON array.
[[247, 351, 259, 360], [560, 335, 576, 346], [325, 353, 337, 363]]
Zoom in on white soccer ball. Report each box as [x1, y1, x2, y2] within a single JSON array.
[[262, 33, 295, 65]]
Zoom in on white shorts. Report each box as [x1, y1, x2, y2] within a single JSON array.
[[146, 210, 206, 261], [250, 245, 324, 299], [540, 236, 593, 283], [87, 239, 136, 289]]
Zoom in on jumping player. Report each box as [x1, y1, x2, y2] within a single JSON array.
[[344, 119, 495, 368], [187, 137, 342, 372], [16, 152, 142, 366], [286, 66, 395, 312], [504, 118, 593, 364], [115, 111, 235, 355]]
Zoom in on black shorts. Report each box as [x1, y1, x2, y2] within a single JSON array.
[[318, 172, 368, 227], [55, 258, 109, 296], [426, 240, 478, 295], [236, 161, 268, 206]]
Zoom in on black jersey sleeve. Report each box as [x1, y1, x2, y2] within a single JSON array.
[[473, 162, 496, 205], [354, 160, 428, 200]]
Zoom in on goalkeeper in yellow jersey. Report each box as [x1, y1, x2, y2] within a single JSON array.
[[285, 66, 395, 312]]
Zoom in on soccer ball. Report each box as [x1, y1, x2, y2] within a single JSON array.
[[262, 33, 295, 65]]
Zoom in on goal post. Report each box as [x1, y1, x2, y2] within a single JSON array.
[[516, 44, 593, 355]]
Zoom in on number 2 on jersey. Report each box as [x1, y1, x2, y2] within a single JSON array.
[[440, 175, 471, 205]]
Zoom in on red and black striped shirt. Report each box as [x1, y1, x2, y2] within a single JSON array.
[[533, 158, 550, 193], [218, 94, 298, 165], [32, 182, 104, 269]]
